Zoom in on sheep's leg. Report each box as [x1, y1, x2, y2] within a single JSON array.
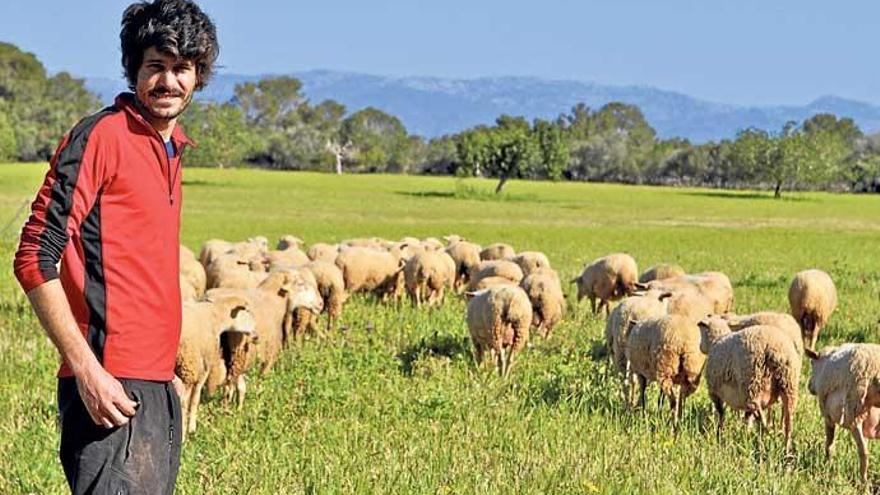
[[473, 343, 485, 367], [711, 394, 725, 442], [781, 395, 794, 454], [505, 348, 517, 378], [589, 297, 597, 315], [497, 347, 507, 377], [236, 374, 247, 410], [825, 422, 837, 460], [188, 373, 209, 435], [851, 424, 870, 484], [180, 383, 194, 441], [637, 375, 647, 410]]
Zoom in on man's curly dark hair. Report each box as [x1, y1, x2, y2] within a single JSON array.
[[120, 0, 219, 91]]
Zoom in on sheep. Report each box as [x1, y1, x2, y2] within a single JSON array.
[[404, 250, 452, 307], [789, 269, 838, 351], [277, 235, 304, 251], [605, 290, 671, 406], [639, 263, 686, 284], [341, 237, 387, 250], [307, 242, 339, 263], [180, 246, 207, 299], [467, 260, 524, 291], [304, 260, 347, 333], [207, 271, 323, 404], [512, 251, 552, 277], [806, 344, 880, 484], [664, 287, 717, 323], [520, 270, 566, 339], [334, 246, 406, 300], [445, 241, 482, 292], [270, 266, 321, 344], [645, 271, 734, 314], [698, 316, 801, 453], [421, 237, 445, 251], [722, 311, 803, 354], [480, 243, 516, 261], [175, 293, 256, 439], [572, 253, 639, 316], [465, 285, 532, 377], [443, 234, 467, 245], [264, 248, 310, 269], [205, 253, 267, 290], [199, 238, 234, 267], [180, 275, 198, 302], [468, 276, 517, 291], [625, 314, 705, 426]]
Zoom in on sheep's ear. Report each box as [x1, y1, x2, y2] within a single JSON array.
[[277, 283, 291, 297], [230, 305, 247, 318], [659, 292, 673, 301], [634, 282, 649, 290], [805, 348, 820, 361]]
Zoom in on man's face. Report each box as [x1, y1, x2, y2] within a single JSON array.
[[134, 46, 197, 122]]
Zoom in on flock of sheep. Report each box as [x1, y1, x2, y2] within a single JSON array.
[[175, 234, 879, 485]]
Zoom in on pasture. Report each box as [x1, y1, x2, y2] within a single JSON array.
[[2, 163, 880, 494]]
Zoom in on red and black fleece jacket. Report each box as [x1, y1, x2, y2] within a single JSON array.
[[14, 93, 193, 381]]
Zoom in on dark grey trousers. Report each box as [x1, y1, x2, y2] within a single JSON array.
[[57, 378, 182, 495]]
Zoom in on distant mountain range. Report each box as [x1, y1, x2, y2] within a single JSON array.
[[86, 71, 880, 143]]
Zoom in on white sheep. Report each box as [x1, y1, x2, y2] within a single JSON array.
[[699, 316, 801, 453], [467, 260, 524, 291], [466, 285, 533, 377], [638, 263, 686, 283], [276, 235, 304, 251], [176, 293, 256, 439], [807, 344, 880, 484], [626, 314, 705, 426], [722, 311, 803, 354], [404, 250, 451, 307], [512, 251, 552, 277], [520, 269, 566, 338], [307, 242, 340, 263], [335, 246, 406, 301], [445, 241, 482, 292], [304, 260, 347, 333], [572, 253, 639, 316], [789, 269, 838, 351], [479, 243, 516, 261]]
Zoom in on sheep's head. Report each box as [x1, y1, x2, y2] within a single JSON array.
[[281, 275, 323, 314], [277, 235, 304, 251], [697, 315, 731, 354], [444, 235, 465, 245]]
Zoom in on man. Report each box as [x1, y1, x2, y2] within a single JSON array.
[[12, 1, 218, 492]]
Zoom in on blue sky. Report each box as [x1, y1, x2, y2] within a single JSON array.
[[3, 0, 878, 106]]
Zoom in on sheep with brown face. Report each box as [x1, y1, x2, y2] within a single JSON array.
[[176, 293, 256, 440], [789, 269, 837, 351], [466, 286, 532, 377]]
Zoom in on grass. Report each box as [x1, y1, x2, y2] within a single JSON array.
[[2, 163, 880, 494]]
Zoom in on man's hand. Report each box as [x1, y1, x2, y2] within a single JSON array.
[[75, 361, 138, 428], [171, 374, 186, 399]]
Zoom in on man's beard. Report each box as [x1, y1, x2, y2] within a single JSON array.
[[135, 89, 193, 122]]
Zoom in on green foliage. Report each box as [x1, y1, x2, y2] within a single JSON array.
[[0, 108, 16, 161], [0, 43, 99, 161], [341, 107, 413, 173], [180, 101, 255, 168]]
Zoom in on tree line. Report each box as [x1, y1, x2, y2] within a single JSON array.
[[3, 41, 880, 196]]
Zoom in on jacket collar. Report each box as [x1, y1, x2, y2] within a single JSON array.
[[114, 92, 196, 149]]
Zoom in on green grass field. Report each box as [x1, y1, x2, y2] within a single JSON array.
[[2, 163, 880, 494]]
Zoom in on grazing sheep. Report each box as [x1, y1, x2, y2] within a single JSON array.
[[789, 269, 838, 351], [468, 276, 517, 291], [277, 235, 304, 251], [639, 263, 686, 284], [722, 311, 803, 354], [205, 253, 267, 290], [645, 272, 734, 314], [443, 234, 467, 245], [304, 261, 347, 332], [605, 290, 671, 406], [520, 270, 566, 338], [664, 287, 717, 323], [264, 248, 310, 269], [467, 260, 525, 291], [180, 275, 198, 302], [466, 286, 533, 377], [335, 247, 406, 300], [341, 237, 387, 249], [626, 314, 705, 426], [307, 243, 339, 263], [573, 253, 639, 316], [807, 344, 880, 484], [480, 243, 516, 261], [175, 294, 256, 439], [512, 251, 552, 277], [445, 241, 482, 292], [421, 237, 445, 251], [199, 238, 234, 267], [404, 250, 452, 307], [699, 316, 801, 453], [270, 266, 320, 343]]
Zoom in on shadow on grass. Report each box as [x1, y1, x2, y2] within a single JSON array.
[[396, 332, 472, 377], [182, 179, 221, 187], [395, 189, 543, 203], [681, 191, 815, 202]]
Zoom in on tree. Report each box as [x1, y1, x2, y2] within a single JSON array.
[[340, 107, 411, 173], [532, 119, 568, 181], [0, 107, 16, 161], [455, 120, 538, 193], [181, 101, 254, 168], [233, 76, 305, 129]]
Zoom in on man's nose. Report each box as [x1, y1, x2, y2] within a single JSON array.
[[157, 69, 177, 88]]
